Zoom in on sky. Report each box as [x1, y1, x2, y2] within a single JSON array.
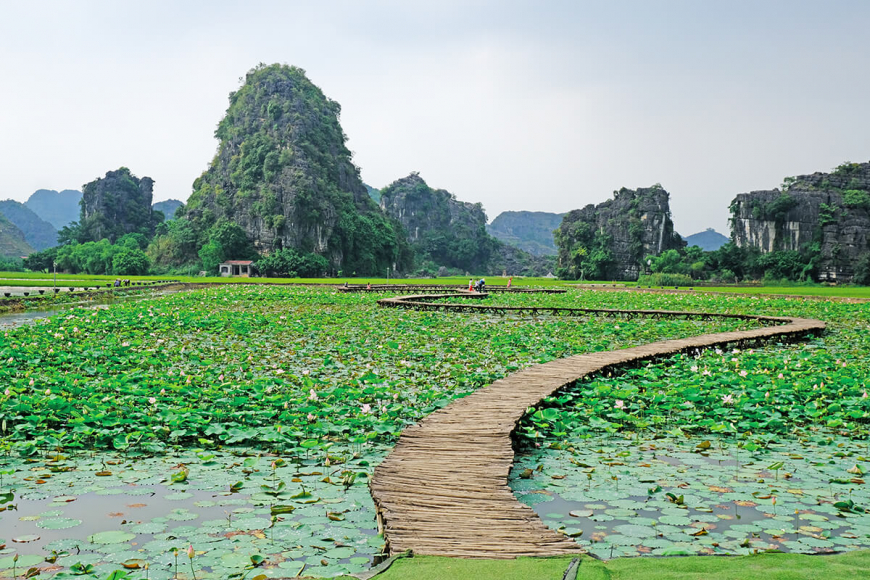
[[1, 0, 868, 236]]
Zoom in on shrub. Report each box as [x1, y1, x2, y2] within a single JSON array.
[[636, 273, 694, 287]]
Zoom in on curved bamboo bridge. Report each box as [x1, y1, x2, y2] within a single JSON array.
[[367, 290, 826, 559]]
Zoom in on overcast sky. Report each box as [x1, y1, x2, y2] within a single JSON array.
[[1, 0, 868, 235]]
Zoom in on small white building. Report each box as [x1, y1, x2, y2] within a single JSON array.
[[219, 260, 253, 277]]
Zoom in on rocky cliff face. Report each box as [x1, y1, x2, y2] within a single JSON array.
[[555, 186, 683, 280], [79, 168, 157, 243], [183, 64, 409, 275], [486, 211, 564, 256], [731, 161, 870, 282]]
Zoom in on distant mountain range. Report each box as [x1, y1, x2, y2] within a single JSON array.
[[684, 228, 729, 251], [153, 199, 184, 220], [25, 189, 82, 230], [0, 200, 58, 250], [486, 211, 565, 256], [0, 213, 34, 258]]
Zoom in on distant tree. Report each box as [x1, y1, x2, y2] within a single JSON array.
[[23, 247, 58, 273], [198, 240, 224, 274], [112, 248, 150, 275], [57, 222, 81, 246]]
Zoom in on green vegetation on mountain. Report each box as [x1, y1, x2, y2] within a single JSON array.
[[0, 199, 58, 250], [24, 188, 82, 230], [487, 211, 564, 256], [179, 63, 411, 275], [152, 199, 184, 220]]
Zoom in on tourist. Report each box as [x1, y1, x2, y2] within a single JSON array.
[[507, 276, 512, 289]]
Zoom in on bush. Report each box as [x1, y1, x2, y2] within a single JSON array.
[[112, 248, 150, 275], [636, 273, 694, 287]]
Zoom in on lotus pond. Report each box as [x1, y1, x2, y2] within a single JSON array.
[[0, 285, 764, 578], [500, 290, 870, 559]]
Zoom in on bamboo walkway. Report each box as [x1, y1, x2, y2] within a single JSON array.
[[369, 291, 825, 558]]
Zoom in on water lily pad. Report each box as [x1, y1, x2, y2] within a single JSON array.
[[613, 524, 656, 538], [12, 534, 41, 543], [0, 553, 44, 568], [37, 517, 83, 530], [89, 530, 136, 544]]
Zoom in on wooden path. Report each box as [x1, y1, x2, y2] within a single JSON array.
[[369, 291, 825, 558]]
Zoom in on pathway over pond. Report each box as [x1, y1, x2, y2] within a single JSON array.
[[369, 291, 825, 558]]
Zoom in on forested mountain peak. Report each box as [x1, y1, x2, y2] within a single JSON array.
[[79, 168, 159, 243], [182, 63, 410, 275]]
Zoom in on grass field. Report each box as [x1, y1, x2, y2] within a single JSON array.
[[368, 551, 870, 580], [0, 271, 868, 298]]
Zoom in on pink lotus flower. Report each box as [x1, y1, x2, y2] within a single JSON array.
[[739, 370, 748, 377], [3, 388, 9, 396], [187, 544, 194, 559], [722, 394, 734, 405], [308, 389, 318, 401], [149, 397, 157, 405], [614, 400, 625, 410], [863, 391, 868, 399], [778, 373, 784, 379], [45, 389, 51, 395], [307, 413, 316, 421], [160, 388, 166, 394], [218, 374, 224, 381], [361, 403, 372, 414]]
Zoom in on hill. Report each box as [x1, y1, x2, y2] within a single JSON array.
[[153, 199, 183, 220], [0, 200, 58, 250], [79, 168, 160, 243], [0, 213, 35, 258], [684, 228, 729, 251], [25, 189, 82, 230], [183, 63, 410, 275], [555, 185, 683, 280], [380, 173, 552, 276], [487, 211, 564, 256], [731, 161, 870, 283]]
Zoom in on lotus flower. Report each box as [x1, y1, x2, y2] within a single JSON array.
[[614, 400, 625, 410], [722, 394, 734, 405]]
